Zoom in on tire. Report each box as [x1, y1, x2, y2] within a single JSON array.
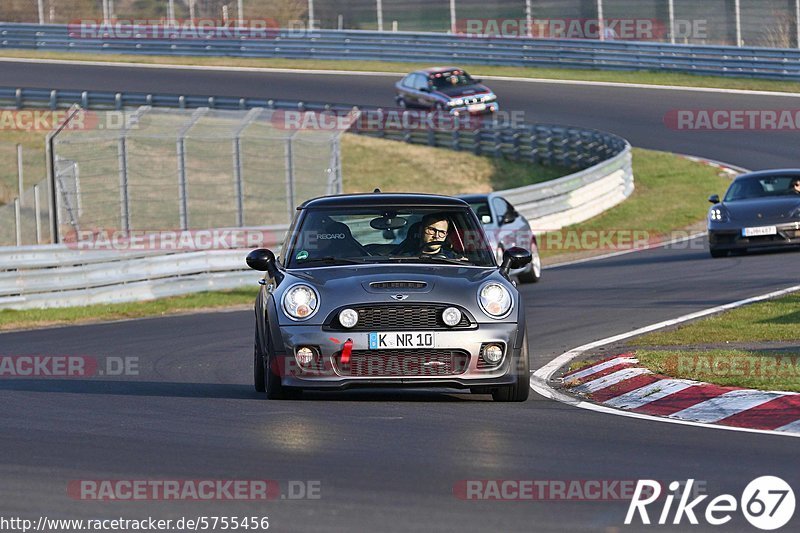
[[517, 240, 542, 283], [492, 335, 531, 402], [396, 96, 407, 109], [709, 247, 728, 258], [263, 336, 288, 400], [254, 344, 265, 393]]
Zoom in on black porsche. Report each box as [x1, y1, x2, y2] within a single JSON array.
[[708, 169, 800, 257]]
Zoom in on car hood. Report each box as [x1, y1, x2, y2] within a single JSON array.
[[276, 264, 513, 325], [433, 84, 491, 99], [723, 197, 800, 222]]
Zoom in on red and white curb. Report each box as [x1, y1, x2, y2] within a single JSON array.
[[562, 354, 800, 434], [530, 283, 800, 439]]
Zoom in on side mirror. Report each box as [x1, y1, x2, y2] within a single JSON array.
[[247, 248, 283, 283], [708, 194, 721, 204], [501, 246, 532, 274], [500, 210, 517, 225]]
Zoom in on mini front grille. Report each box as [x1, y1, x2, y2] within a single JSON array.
[[326, 304, 472, 331], [334, 349, 469, 377]]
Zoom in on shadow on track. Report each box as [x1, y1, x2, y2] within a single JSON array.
[[0, 379, 488, 402]]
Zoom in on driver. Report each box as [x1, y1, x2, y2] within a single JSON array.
[[418, 213, 461, 258], [791, 178, 800, 194]]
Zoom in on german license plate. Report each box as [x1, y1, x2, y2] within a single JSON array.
[[369, 332, 436, 349], [468, 103, 486, 112], [742, 226, 777, 237]]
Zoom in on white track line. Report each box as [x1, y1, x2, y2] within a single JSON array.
[[562, 356, 637, 384], [668, 390, 787, 424], [776, 420, 800, 433], [4, 56, 800, 98], [531, 283, 800, 439], [572, 367, 652, 394], [604, 379, 697, 410]]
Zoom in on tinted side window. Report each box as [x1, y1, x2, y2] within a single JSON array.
[[401, 75, 415, 88], [492, 198, 508, 220], [414, 74, 429, 90]]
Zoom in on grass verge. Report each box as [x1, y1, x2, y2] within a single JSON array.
[[3, 50, 800, 94], [0, 288, 257, 332], [629, 292, 800, 392], [538, 148, 733, 259]]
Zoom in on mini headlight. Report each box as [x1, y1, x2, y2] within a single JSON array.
[[339, 308, 359, 329], [442, 307, 462, 327], [478, 282, 513, 318], [282, 284, 319, 320]]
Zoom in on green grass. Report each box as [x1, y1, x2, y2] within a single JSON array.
[[636, 349, 800, 393], [635, 293, 800, 346], [538, 148, 733, 258], [341, 133, 567, 194], [2, 50, 800, 94], [0, 288, 258, 331], [629, 292, 800, 392]]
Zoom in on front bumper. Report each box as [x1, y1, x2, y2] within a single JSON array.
[[272, 322, 523, 390], [448, 102, 499, 116], [709, 223, 800, 251]]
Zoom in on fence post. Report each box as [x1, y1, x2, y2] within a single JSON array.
[[118, 134, 130, 233], [176, 108, 208, 231], [232, 108, 262, 227], [14, 199, 21, 246], [668, 0, 676, 44], [33, 184, 42, 245], [285, 134, 297, 222], [734, 0, 742, 46], [16, 144, 23, 207], [377, 0, 384, 32]]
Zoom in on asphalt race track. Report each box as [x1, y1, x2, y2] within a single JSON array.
[[1, 60, 799, 532]]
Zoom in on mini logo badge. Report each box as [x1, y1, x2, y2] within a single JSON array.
[[390, 294, 409, 301]]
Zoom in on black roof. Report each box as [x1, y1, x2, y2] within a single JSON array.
[[457, 193, 489, 202], [298, 193, 470, 209], [735, 169, 800, 180]]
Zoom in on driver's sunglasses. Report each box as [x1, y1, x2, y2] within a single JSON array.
[[424, 226, 448, 239]]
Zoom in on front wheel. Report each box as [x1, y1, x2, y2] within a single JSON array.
[[254, 345, 265, 393], [492, 335, 530, 402], [517, 240, 542, 283], [709, 247, 728, 258]]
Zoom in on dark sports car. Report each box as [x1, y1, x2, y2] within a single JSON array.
[[395, 66, 499, 116], [246, 192, 532, 401], [708, 169, 800, 257]]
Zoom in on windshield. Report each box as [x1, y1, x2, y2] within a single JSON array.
[[724, 175, 800, 201], [429, 70, 475, 90], [286, 206, 495, 268]]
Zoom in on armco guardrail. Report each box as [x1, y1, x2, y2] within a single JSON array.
[[2, 23, 800, 80], [0, 87, 631, 309]]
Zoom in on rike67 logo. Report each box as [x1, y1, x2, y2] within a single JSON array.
[[626, 477, 795, 530]]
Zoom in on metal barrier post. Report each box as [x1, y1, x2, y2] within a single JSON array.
[[45, 104, 83, 244]]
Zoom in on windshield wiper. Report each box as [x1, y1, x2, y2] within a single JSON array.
[[295, 256, 368, 266], [382, 255, 472, 266]]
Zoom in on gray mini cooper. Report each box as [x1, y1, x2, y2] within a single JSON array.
[[246, 193, 532, 401]]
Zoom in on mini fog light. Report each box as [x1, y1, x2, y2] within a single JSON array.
[[442, 307, 462, 327], [296, 347, 315, 365], [339, 308, 359, 329], [483, 344, 503, 364]]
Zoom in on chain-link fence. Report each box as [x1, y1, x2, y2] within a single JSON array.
[[0, 106, 345, 246], [2, 1, 799, 47]]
